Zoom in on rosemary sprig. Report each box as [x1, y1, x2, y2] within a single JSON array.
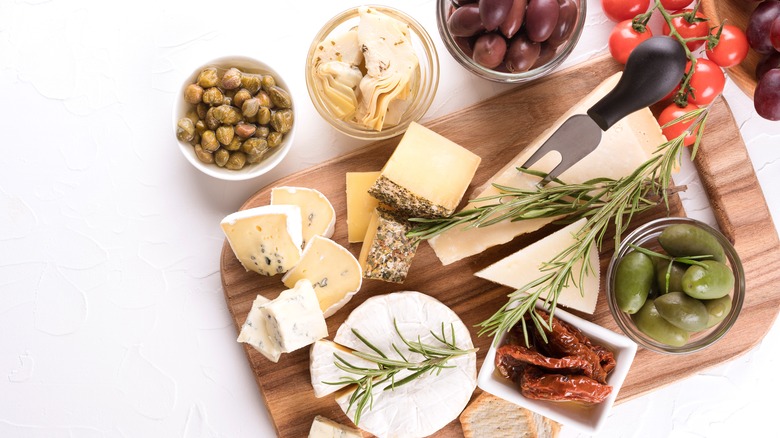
[[408, 108, 708, 346], [325, 319, 477, 425], [627, 243, 711, 294]]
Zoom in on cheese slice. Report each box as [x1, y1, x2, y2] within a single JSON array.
[[346, 171, 381, 243], [270, 186, 336, 244], [236, 295, 282, 363], [308, 415, 362, 438], [359, 208, 419, 283], [282, 235, 362, 318], [368, 122, 482, 218], [262, 279, 328, 353], [429, 73, 666, 265], [309, 339, 377, 398], [332, 292, 477, 438], [474, 218, 600, 314], [221, 205, 303, 276]]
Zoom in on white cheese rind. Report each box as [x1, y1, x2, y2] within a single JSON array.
[[271, 186, 336, 244], [262, 279, 328, 353], [309, 339, 378, 398], [236, 295, 282, 363], [474, 218, 600, 314], [309, 415, 362, 438], [428, 73, 666, 265], [333, 291, 477, 438], [220, 205, 303, 276], [282, 235, 363, 318]]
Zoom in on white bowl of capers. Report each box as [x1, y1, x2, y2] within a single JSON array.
[[174, 56, 295, 181]]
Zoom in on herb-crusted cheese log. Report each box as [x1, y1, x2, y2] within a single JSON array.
[[270, 186, 336, 244], [262, 279, 328, 353], [281, 235, 362, 318], [368, 122, 481, 218], [358, 208, 419, 283], [429, 73, 666, 265], [220, 205, 303, 276], [346, 171, 381, 243], [236, 295, 282, 363]]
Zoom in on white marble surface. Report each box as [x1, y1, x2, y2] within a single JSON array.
[[1, 0, 778, 437]]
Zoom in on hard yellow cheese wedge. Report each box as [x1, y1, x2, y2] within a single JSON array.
[[346, 171, 381, 243]]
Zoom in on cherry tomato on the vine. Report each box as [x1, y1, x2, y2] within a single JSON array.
[[609, 20, 653, 64], [662, 9, 709, 51], [601, 0, 650, 22], [706, 24, 749, 68], [686, 59, 726, 105], [659, 0, 693, 10], [658, 103, 700, 147]]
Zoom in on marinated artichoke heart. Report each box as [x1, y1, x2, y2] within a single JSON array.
[[354, 6, 418, 131], [314, 61, 363, 120], [313, 27, 363, 68]]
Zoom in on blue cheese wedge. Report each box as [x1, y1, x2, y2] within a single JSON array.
[[282, 235, 362, 318], [263, 279, 328, 353], [221, 205, 303, 276], [474, 218, 600, 314], [308, 415, 362, 438], [368, 122, 481, 219], [309, 339, 377, 398], [237, 295, 282, 363], [332, 292, 477, 438], [358, 208, 419, 283], [270, 186, 336, 244]]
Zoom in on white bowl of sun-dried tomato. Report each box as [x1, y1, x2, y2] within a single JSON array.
[[476, 302, 637, 435]]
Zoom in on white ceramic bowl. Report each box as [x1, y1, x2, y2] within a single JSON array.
[[477, 303, 637, 435], [173, 56, 295, 181]]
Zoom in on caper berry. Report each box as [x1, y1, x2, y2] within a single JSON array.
[[267, 131, 284, 147], [255, 126, 270, 138], [242, 98, 261, 118], [233, 89, 252, 109], [215, 148, 230, 167], [225, 136, 242, 151], [261, 74, 276, 92], [255, 90, 272, 108], [213, 104, 242, 125], [241, 137, 268, 156], [268, 85, 292, 109], [197, 67, 219, 88], [235, 122, 257, 139], [257, 106, 271, 125], [202, 87, 224, 105], [176, 118, 195, 142], [225, 151, 247, 170], [205, 107, 220, 130], [184, 84, 204, 104], [195, 120, 207, 135], [271, 109, 294, 134], [201, 130, 219, 152], [216, 125, 235, 145], [221, 68, 242, 90], [241, 74, 262, 94], [194, 144, 215, 163], [196, 102, 208, 120]]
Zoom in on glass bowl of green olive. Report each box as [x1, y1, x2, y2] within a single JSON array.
[[606, 217, 745, 354], [305, 5, 439, 140], [173, 56, 295, 181]]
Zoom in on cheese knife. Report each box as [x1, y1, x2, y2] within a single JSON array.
[[521, 36, 688, 186]]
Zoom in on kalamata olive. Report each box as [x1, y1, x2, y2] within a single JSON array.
[[531, 42, 558, 68], [448, 4, 484, 37], [526, 0, 560, 43], [480, 0, 515, 31], [747, 0, 780, 54], [756, 52, 780, 81], [755, 69, 780, 121], [505, 34, 541, 73], [499, 0, 527, 39], [454, 36, 475, 57], [547, 0, 578, 47], [682, 260, 734, 300], [473, 32, 508, 68], [658, 224, 725, 262]]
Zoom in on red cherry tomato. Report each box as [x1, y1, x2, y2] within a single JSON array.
[[686, 59, 726, 105], [657, 103, 700, 147], [601, 0, 650, 22], [662, 9, 709, 51], [706, 25, 749, 68], [659, 0, 693, 10], [609, 20, 654, 64]]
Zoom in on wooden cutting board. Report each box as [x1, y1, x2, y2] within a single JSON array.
[[220, 55, 780, 437]]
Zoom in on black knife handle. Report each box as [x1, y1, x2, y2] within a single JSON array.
[[587, 36, 687, 131]]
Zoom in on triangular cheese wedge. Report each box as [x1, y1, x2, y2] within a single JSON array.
[[474, 218, 600, 314]]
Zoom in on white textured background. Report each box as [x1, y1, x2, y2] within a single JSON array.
[[0, 0, 778, 437]]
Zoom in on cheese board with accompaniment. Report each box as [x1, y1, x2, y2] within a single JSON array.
[[220, 55, 780, 437]]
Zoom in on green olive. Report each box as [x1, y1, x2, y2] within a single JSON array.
[[176, 118, 195, 142], [271, 109, 294, 134], [658, 224, 725, 262], [214, 148, 230, 167], [202, 87, 224, 105], [197, 67, 219, 88], [654, 292, 709, 332], [632, 299, 690, 347], [184, 83, 204, 104], [682, 260, 734, 300], [194, 144, 215, 164], [614, 251, 654, 314], [703, 295, 732, 329], [225, 151, 247, 170], [268, 85, 292, 109], [220, 67, 242, 90], [267, 131, 284, 147], [656, 260, 687, 295]]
